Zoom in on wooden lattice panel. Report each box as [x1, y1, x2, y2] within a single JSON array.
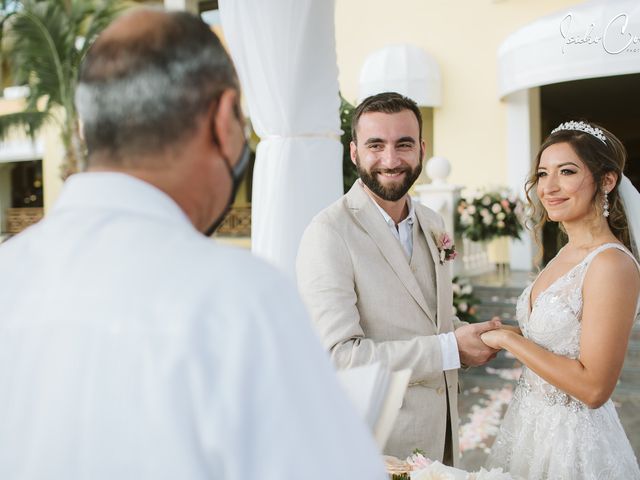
[[216, 206, 251, 237], [6, 208, 44, 234]]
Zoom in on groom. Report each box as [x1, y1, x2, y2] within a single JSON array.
[[296, 92, 500, 465]]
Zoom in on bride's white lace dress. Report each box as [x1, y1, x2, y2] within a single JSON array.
[[487, 243, 640, 479]]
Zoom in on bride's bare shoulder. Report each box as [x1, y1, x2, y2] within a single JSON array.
[[585, 246, 640, 288]]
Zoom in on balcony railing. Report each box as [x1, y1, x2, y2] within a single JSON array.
[[215, 206, 251, 237], [6, 207, 44, 234]]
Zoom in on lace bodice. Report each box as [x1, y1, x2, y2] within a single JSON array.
[[516, 243, 639, 406], [518, 243, 639, 356], [487, 243, 640, 479]]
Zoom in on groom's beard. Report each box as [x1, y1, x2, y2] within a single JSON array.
[[355, 154, 422, 202]]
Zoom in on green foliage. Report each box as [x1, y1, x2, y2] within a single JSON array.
[[452, 276, 481, 323], [340, 93, 358, 193], [0, 0, 125, 175], [0, 108, 47, 138], [455, 190, 524, 242]]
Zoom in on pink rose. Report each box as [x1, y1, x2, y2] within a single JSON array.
[[440, 233, 453, 249], [406, 452, 432, 470]]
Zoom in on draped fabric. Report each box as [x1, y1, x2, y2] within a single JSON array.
[[219, 0, 343, 279]]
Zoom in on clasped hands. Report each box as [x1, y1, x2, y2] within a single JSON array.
[[455, 317, 516, 367]]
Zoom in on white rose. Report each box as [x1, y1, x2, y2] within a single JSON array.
[[460, 213, 472, 226], [462, 284, 473, 295], [497, 220, 505, 228], [459, 302, 468, 313], [482, 214, 493, 225], [452, 283, 461, 295], [481, 196, 491, 206], [497, 212, 506, 220], [480, 208, 489, 216], [491, 203, 501, 214], [467, 205, 476, 214]]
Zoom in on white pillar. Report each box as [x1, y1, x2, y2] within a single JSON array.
[[219, 0, 343, 280], [415, 157, 463, 275], [164, 0, 199, 13], [505, 88, 540, 271]]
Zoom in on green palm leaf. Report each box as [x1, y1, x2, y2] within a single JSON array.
[[8, 1, 71, 109], [0, 109, 48, 141], [0, 0, 124, 175]]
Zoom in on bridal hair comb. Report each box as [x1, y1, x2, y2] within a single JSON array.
[[551, 121, 607, 144]]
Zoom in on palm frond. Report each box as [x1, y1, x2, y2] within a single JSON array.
[[77, 1, 127, 56], [0, 0, 123, 176], [5, 3, 68, 107], [0, 109, 49, 141]]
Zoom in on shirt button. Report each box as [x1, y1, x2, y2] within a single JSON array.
[[437, 387, 444, 395]]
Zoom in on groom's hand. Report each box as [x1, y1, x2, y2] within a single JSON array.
[[454, 318, 502, 367]]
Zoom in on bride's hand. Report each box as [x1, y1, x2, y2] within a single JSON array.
[[480, 329, 513, 349]]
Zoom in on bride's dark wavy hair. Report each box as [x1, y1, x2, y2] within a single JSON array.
[[525, 122, 630, 264]]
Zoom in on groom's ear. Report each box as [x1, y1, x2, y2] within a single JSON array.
[[350, 141, 358, 166]]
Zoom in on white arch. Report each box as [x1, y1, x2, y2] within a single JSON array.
[[499, 0, 640, 98]]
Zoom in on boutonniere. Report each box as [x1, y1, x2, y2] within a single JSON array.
[[433, 231, 457, 265]]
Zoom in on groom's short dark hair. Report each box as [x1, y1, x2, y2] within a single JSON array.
[[351, 92, 423, 144]]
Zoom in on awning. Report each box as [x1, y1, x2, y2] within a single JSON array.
[[358, 44, 442, 106], [0, 139, 43, 163], [499, 0, 640, 98]]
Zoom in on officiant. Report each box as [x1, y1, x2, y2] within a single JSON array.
[[0, 8, 387, 480]]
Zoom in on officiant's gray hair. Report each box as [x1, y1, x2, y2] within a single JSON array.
[[75, 8, 238, 166]]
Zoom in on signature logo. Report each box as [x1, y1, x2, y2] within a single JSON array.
[[560, 12, 640, 54]]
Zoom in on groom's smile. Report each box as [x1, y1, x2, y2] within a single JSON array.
[[350, 110, 424, 203]]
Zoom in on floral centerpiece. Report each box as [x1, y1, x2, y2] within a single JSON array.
[[455, 192, 524, 243], [452, 277, 480, 323]]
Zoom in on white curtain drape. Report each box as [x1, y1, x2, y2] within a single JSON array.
[[219, 0, 343, 279]]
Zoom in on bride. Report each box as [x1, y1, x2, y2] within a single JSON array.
[[480, 121, 640, 479]]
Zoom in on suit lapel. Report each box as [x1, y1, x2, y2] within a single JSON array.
[[347, 183, 435, 323], [415, 207, 445, 329]]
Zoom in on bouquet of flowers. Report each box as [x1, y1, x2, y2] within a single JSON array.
[[452, 277, 480, 323], [384, 450, 517, 479], [455, 192, 524, 242]]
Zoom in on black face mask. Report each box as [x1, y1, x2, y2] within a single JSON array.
[[204, 141, 251, 237]]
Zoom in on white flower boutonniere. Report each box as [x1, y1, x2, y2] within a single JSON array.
[[433, 231, 457, 265]]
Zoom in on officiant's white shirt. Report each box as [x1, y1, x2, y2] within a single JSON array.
[[0, 173, 385, 480]]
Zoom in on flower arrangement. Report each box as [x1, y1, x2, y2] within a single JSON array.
[[384, 449, 515, 479], [433, 231, 457, 264], [455, 192, 524, 242], [452, 277, 481, 323]]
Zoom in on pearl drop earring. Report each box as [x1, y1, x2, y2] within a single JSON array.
[[603, 190, 610, 218]]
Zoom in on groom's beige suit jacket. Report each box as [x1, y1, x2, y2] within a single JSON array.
[[296, 181, 464, 463]]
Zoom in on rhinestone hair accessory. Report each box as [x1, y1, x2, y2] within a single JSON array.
[[551, 121, 607, 144]]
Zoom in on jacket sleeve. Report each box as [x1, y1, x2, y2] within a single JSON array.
[[296, 218, 445, 383]]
